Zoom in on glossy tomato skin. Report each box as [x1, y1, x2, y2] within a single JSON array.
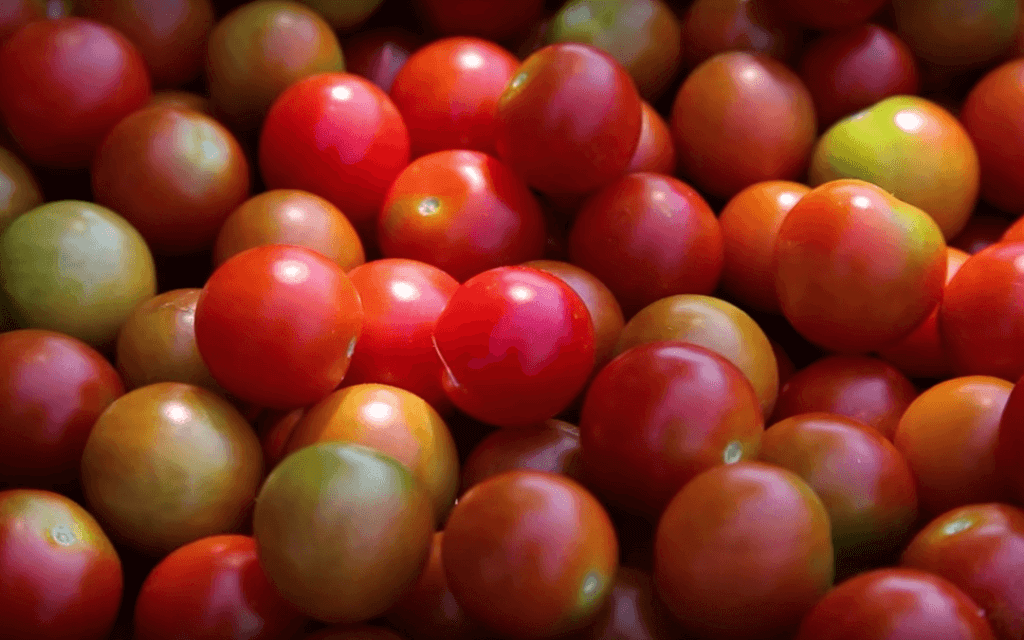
[[259, 73, 410, 236], [0, 17, 151, 167], [794, 567, 995, 640], [0, 329, 124, 486], [133, 535, 306, 640], [902, 503, 1024, 640], [389, 36, 518, 158], [442, 470, 619, 639], [681, 0, 801, 72], [495, 43, 642, 197], [461, 419, 582, 492], [579, 341, 764, 518], [567, 565, 682, 640], [0, 145, 42, 236], [996, 374, 1024, 504], [343, 27, 420, 94], [0, 0, 45, 43], [378, 150, 547, 282], [194, 245, 363, 409], [655, 462, 834, 640], [892, 0, 1019, 69], [568, 173, 724, 317], [0, 489, 123, 640], [625, 101, 676, 175], [432, 266, 596, 428], [775, 179, 947, 354]]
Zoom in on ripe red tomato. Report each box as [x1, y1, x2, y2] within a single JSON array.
[[194, 245, 364, 409], [681, 0, 802, 71], [0, 17, 151, 168], [777, 0, 888, 30], [412, 0, 545, 43], [626, 101, 676, 175], [461, 419, 582, 492], [133, 535, 306, 640]]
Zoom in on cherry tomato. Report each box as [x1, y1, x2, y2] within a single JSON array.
[[0, 488, 123, 640], [777, 0, 887, 30], [0, 0, 45, 42], [655, 461, 834, 640], [133, 535, 306, 640], [304, 626, 404, 640], [148, 89, 211, 114], [892, 0, 1019, 69], [0, 17, 151, 167], [495, 43, 642, 197], [579, 341, 764, 517], [194, 245, 364, 409], [681, 0, 802, 71], [295, 0, 384, 30], [412, 0, 545, 43], [461, 419, 582, 492], [951, 214, 1012, 255], [432, 266, 596, 427], [442, 470, 619, 639], [0, 145, 42, 236], [342, 27, 419, 94], [567, 565, 682, 640], [625, 101, 676, 175], [995, 374, 1024, 504]]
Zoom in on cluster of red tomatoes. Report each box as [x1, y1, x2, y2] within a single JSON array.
[[4, 0, 1024, 638]]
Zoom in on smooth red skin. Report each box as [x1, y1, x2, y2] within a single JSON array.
[[775, 180, 947, 354], [997, 374, 1024, 504], [579, 341, 764, 518], [343, 27, 420, 94], [795, 567, 995, 640], [0, 0, 44, 42], [1004, 217, 1024, 243], [133, 535, 306, 640], [776, 0, 888, 30], [461, 419, 582, 492], [568, 566, 682, 640], [568, 172, 724, 317], [412, 0, 545, 42], [495, 43, 643, 197], [759, 413, 918, 561], [0, 17, 151, 168], [433, 266, 596, 428], [940, 242, 1024, 381], [654, 462, 834, 640], [378, 150, 547, 282], [390, 37, 518, 159], [625, 101, 676, 175], [894, 376, 1012, 517], [961, 60, 1024, 213], [681, 0, 803, 71], [254, 407, 305, 471], [194, 245, 364, 409], [670, 51, 816, 200], [718, 180, 810, 314], [0, 329, 124, 485], [345, 259, 458, 414], [878, 248, 970, 380], [76, 0, 214, 88], [383, 532, 482, 640], [91, 105, 251, 255], [799, 24, 920, 129], [258, 73, 410, 236], [771, 355, 917, 440], [441, 470, 619, 640], [902, 503, 1024, 640], [0, 489, 123, 640], [952, 215, 1013, 255]]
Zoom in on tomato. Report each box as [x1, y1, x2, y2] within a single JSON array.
[[775, 179, 947, 354], [378, 150, 547, 282], [342, 27, 419, 94], [776, 0, 887, 29], [892, 0, 1019, 69], [133, 535, 306, 640], [798, 24, 919, 129], [995, 373, 1024, 504], [389, 36, 519, 159], [771, 355, 917, 440], [258, 72, 410, 237], [579, 341, 764, 517], [654, 461, 834, 640], [442, 470, 619, 639], [148, 89, 211, 114], [80, 382, 263, 555], [795, 568, 995, 640], [253, 442, 435, 624], [625, 101, 676, 175], [495, 43, 642, 197], [432, 266, 596, 427], [194, 245, 364, 409], [0, 329, 124, 486], [91, 105, 251, 255], [461, 419, 582, 492], [670, 51, 816, 200], [304, 626, 404, 640], [0, 489, 123, 640], [567, 566, 682, 640], [213, 190, 365, 271], [0, 17, 151, 168], [254, 407, 305, 472], [295, 0, 384, 30], [0, 145, 42, 236], [718, 180, 810, 314], [411, 0, 545, 43], [681, 0, 802, 71], [205, 0, 344, 133], [0, 0, 45, 43], [902, 503, 1024, 640], [567, 172, 724, 317], [951, 214, 1012, 255]]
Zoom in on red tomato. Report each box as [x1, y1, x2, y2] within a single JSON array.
[[194, 245, 364, 409], [0, 0, 45, 43], [432, 266, 596, 427], [389, 36, 519, 158], [626, 101, 676, 175], [777, 0, 888, 30], [133, 535, 306, 640], [681, 0, 803, 71], [258, 73, 410, 237], [461, 419, 583, 492], [0, 17, 151, 167], [0, 489, 123, 640], [412, 0, 545, 43], [343, 27, 420, 94], [996, 373, 1024, 504]]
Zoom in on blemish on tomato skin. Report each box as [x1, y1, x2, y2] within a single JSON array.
[[50, 524, 76, 546]]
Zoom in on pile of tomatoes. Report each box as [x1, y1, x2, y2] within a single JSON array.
[[5, 0, 1024, 638]]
